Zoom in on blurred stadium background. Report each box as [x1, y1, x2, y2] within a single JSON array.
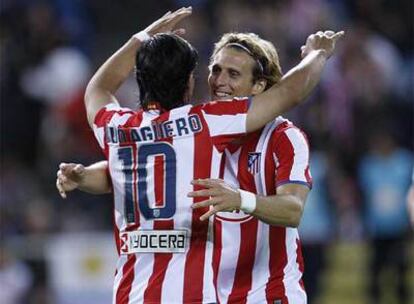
[[1, 0, 413, 303]]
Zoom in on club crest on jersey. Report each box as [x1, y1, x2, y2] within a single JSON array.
[[248, 152, 261, 174]]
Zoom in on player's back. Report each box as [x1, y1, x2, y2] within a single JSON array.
[[92, 98, 250, 303]]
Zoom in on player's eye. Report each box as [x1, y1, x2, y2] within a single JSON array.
[[211, 65, 221, 75], [229, 70, 240, 78]]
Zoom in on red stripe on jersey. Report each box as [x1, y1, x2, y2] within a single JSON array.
[[199, 98, 249, 115], [143, 220, 174, 302], [212, 134, 246, 153], [94, 107, 135, 128], [143, 112, 174, 303], [299, 129, 313, 188], [154, 154, 165, 207], [264, 134, 277, 195], [213, 217, 222, 303], [265, 129, 288, 302], [227, 219, 259, 303], [274, 131, 295, 184], [182, 106, 212, 303], [115, 255, 136, 304], [124, 110, 144, 128], [226, 137, 259, 302], [266, 227, 288, 303], [236, 131, 262, 188]]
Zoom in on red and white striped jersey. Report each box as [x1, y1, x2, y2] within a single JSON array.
[[214, 116, 312, 304], [92, 98, 250, 304]]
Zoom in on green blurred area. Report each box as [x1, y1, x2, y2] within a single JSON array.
[[316, 241, 414, 304]]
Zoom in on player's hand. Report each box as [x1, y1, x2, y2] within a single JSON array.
[[188, 179, 242, 221], [301, 30, 345, 59], [56, 163, 85, 199], [144, 6, 192, 37]]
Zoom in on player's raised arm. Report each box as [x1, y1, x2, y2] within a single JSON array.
[[84, 7, 192, 127], [246, 30, 344, 132]]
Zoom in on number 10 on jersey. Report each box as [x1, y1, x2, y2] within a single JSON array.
[[117, 142, 177, 223]]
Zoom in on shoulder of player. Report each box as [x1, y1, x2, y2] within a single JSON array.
[[94, 103, 138, 127], [266, 117, 301, 135], [267, 117, 309, 146]]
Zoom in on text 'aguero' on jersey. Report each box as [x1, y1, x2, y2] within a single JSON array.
[[106, 114, 203, 144]]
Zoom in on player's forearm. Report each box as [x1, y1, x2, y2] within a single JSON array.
[[251, 194, 305, 227], [247, 50, 327, 132], [78, 161, 112, 194], [84, 37, 142, 124]]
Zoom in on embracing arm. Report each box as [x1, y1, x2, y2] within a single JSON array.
[[247, 184, 309, 227], [56, 161, 111, 198], [246, 30, 344, 132], [189, 179, 308, 226]]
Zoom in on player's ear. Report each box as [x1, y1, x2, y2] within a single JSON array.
[[251, 79, 267, 95]]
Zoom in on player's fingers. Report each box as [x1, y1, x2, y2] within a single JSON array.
[[56, 179, 67, 199], [191, 178, 221, 187], [306, 34, 316, 44], [207, 178, 225, 183], [188, 189, 208, 197], [331, 31, 345, 41], [59, 163, 68, 170], [60, 163, 76, 173], [324, 30, 335, 37], [191, 200, 209, 209], [168, 7, 192, 26], [187, 188, 219, 198], [191, 197, 219, 209], [199, 208, 216, 221], [173, 28, 186, 36], [316, 31, 324, 37], [57, 171, 68, 184], [168, 6, 191, 20], [74, 164, 84, 175]]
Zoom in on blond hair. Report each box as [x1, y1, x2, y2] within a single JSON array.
[[210, 33, 283, 89]]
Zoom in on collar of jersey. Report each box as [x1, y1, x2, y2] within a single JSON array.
[[146, 101, 167, 113]]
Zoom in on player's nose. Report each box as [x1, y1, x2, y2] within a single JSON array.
[[214, 72, 229, 87]]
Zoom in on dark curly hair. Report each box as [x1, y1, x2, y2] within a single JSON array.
[[135, 33, 198, 111]]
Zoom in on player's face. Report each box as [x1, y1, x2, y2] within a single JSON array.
[[208, 47, 260, 101]]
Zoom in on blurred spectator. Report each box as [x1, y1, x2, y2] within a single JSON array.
[[407, 170, 414, 229], [358, 128, 413, 304], [0, 244, 33, 304], [299, 151, 336, 304]]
